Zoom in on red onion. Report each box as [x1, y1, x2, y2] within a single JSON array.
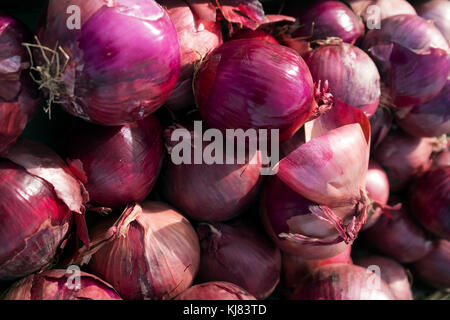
[[158, 0, 223, 111], [214, 0, 264, 30], [395, 80, 450, 138], [230, 29, 279, 44], [0, 15, 39, 154], [160, 126, 262, 222], [0, 139, 88, 280], [434, 149, 450, 168], [369, 106, 393, 150], [409, 167, 450, 240], [346, 0, 417, 23], [84, 202, 200, 300], [374, 130, 434, 191], [364, 206, 432, 263], [3, 269, 121, 300], [65, 115, 163, 209], [194, 39, 329, 141], [363, 14, 449, 108], [285, 1, 364, 44], [418, 0, 450, 45], [33, 0, 180, 125], [363, 160, 390, 230], [282, 247, 353, 291], [305, 41, 381, 118], [412, 240, 450, 290], [291, 264, 395, 300], [175, 282, 256, 300], [196, 221, 281, 299], [356, 256, 413, 300]]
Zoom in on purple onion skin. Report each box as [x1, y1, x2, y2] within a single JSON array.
[[412, 240, 450, 289], [417, 0, 450, 45], [195, 39, 315, 141], [65, 115, 163, 208], [363, 14, 449, 108], [305, 42, 380, 118], [3, 270, 121, 300], [364, 207, 432, 263], [409, 167, 450, 240], [37, 0, 180, 126], [0, 15, 39, 154], [230, 29, 279, 44], [346, 0, 417, 23], [286, 1, 364, 44], [356, 256, 413, 300], [396, 80, 450, 138], [291, 264, 396, 300], [197, 221, 281, 299], [158, 0, 223, 111], [369, 106, 393, 150], [175, 282, 256, 300], [363, 160, 389, 230], [374, 130, 433, 192], [434, 150, 450, 168], [260, 176, 350, 260]]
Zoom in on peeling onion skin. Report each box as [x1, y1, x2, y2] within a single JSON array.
[[285, 1, 364, 44], [158, 0, 223, 111], [412, 240, 450, 290], [304, 42, 381, 118], [194, 39, 315, 141], [409, 167, 450, 240], [417, 0, 450, 45], [369, 106, 393, 150], [291, 264, 396, 300], [65, 115, 164, 209], [36, 0, 180, 126], [374, 130, 434, 192], [87, 202, 200, 300], [356, 256, 413, 300], [175, 282, 256, 300], [346, 0, 417, 23], [395, 80, 450, 138], [363, 14, 449, 108], [364, 207, 432, 263], [0, 15, 40, 154], [196, 222, 281, 299], [434, 150, 450, 168], [3, 269, 121, 300]]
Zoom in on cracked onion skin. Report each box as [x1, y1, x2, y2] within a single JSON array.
[[36, 0, 180, 126], [87, 202, 200, 300], [0, 15, 40, 154], [65, 115, 164, 209], [3, 269, 121, 300], [175, 282, 256, 300]]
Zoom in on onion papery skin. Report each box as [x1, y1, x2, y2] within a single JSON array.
[[65, 115, 163, 209], [395, 80, 450, 138], [158, 0, 223, 111], [363, 14, 450, 108], [87, 202, 200, 300], [260, 176, 351, 259], [36, 0, 180, 126], [0, 15, 40, 154], [364, 207, 432, 263], [409, 167, 450, 240], [160, 129, 263, 222], [418, 0, 450, 45], [175, 281, 256, 300], [356, 256, 413, 300], [363, 160, 390, 230], [285, 1, 364, 44], [3, 269, 121, 300], [412, 240, 450, 290], [374, 130, 433, 192], [291, 264, 395, 300], [434, 150, 450, 168], [305, 42, 380, 118], [194, 39, 315, 141], [196, 221, 281, 299], [282, 247, 353, 292], [0, 139, 88, 281], [346, 0, 417, 24], [369, 106, 393, 150], [230, 29, 279, 44]]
